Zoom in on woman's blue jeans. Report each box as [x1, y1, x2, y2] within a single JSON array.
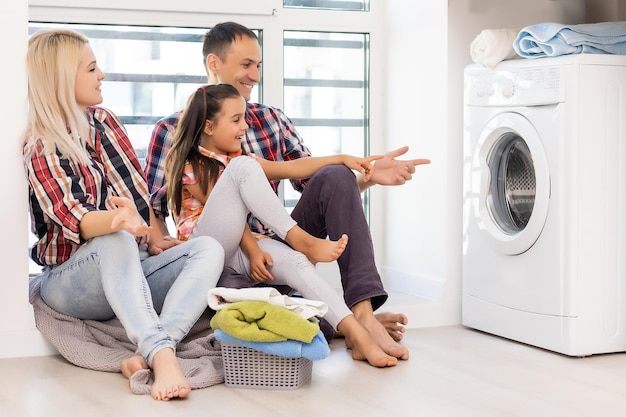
[[39, 231, 224, 365]]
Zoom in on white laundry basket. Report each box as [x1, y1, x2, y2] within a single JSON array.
[[220, 342, 313, 390]]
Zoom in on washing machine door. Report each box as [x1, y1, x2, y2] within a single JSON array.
[[472, 112, 550, 255]]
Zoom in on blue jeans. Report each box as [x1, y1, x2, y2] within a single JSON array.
[[39, 231, 224, 365]]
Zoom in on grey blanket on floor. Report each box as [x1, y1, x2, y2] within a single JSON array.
[[28, 274, 224, 395]]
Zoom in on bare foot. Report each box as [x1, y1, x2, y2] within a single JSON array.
[[338, 316, 398, 368], [286, 227, 349, 264], [120, 354, 149, 381], [356, 313, 409, 360], [337, 312, 409, 341], [150, 348, 191, 401], [375, 312, 408, 342]]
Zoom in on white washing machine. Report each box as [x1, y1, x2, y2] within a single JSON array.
[[462, 54, 626, 356]]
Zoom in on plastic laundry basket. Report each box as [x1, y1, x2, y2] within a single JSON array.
[[220, 342, 313, 390]]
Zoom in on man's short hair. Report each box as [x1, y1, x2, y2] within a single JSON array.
[[202, 21, 258, 63]]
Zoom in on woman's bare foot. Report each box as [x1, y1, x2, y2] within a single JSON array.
[[338, 316, 398, 368], [149, 348, 191, 401], [285, 227, 348, 264], [375, 312, 408, 342], [120, 354, 149, 381]]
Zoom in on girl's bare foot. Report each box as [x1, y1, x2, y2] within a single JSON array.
[[150, 348, 191, 401], [375, 312, 408, 342], [338, 316, 398, 368], [286, 227, 349, 264], [120, 354, 149, 380]]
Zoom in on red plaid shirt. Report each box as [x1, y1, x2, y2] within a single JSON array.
[[25, 107, 150, 266]]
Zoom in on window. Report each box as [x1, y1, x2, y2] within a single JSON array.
[[283, 30, 369, 210]]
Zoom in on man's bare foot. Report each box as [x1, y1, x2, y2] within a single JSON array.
[[359, 313, 409, 360], [338, 316, 398, 367], [350, 300, 409, 360], [286, 227, 349, 264], [375, 312, 408, 342], [337, 312, 408, 341], [149, 348, 191, 401], [120, 354, 149, 380]]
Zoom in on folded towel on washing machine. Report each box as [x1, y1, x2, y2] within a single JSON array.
[[470, 28, 521, 68], [514, 21, 626, 58]]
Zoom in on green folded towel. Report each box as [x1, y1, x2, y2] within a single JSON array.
[[210, 301, 320, 343]]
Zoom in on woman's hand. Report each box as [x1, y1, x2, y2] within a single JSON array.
[[110, 196, 151, 237]]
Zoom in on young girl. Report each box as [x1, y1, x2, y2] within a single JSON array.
[[165, 84, 399, 367], [24, 29, 225, 401]]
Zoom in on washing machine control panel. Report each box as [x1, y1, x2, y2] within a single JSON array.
[[465, 64, 565, 107]]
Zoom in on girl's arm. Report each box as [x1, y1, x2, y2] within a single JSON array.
[[184, 181, 213, 205], [240, 225, 274, 282], [257, 154, 382, 182], [145, 205, 180, 255]]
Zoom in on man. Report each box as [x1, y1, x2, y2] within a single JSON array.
[[145, 22, 430, 361]]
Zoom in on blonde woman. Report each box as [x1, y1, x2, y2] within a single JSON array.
[[23, 29, 224, 401]]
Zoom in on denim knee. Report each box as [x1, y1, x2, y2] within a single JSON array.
[[40, 231, 141, 320]]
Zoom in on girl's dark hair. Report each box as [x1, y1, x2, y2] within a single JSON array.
[[165, 83, 242, 217]]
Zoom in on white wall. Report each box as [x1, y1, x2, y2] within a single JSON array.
[[381, 0, 585, 327], [379, 1, 453, 326], [0, 1, 56, 358]]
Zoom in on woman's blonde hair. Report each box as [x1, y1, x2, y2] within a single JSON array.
[[24, 29, 91, 165]]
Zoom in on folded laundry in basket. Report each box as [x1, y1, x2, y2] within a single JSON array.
[[210, 300, 320, 343], [214, 329, 330, 360], [514, 21, 626, 58], [208, 286, 328, 320], [470, 28, 521, 68]]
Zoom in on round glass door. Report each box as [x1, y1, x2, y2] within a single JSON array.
[[474, 112, 550, 255], [487, 133, 536, 235]]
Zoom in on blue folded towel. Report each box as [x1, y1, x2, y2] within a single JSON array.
[[214, 329, 330, 361], [514, 21, 626, 58]]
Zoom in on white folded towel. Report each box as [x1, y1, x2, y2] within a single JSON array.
[[470, 28, 521, 68], [207, 287, 328, 320]]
